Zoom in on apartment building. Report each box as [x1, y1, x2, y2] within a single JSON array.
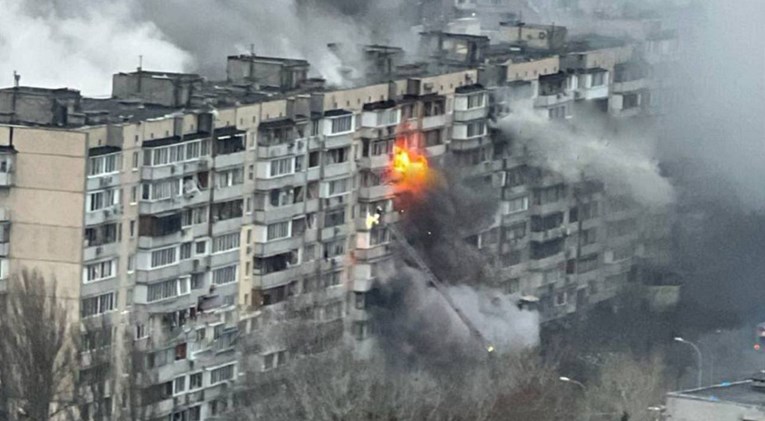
[[0, 22, 675, 420]]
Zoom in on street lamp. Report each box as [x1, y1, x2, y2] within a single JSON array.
[[674, 336, 703, 388], [559, 376, 586, 391]]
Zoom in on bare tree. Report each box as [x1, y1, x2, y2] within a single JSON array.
[[581, 353, 668, 421], [0, 270, 77, 421]]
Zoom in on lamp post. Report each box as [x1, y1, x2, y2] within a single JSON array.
[[559, 376, 586, 391], [674, 336, 702, 388]]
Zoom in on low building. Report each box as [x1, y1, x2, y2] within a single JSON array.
[[665, 376, 765, 421]]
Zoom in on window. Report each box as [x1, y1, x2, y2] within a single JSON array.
[[213, 233, 240, 253], [267, 221, 290, 241], [81, 292, 116, 318], [592, 71, 606, 87], [127, 254, 135, 273], [549, 106, 567, 119], [88, 153, 120, 177], [370, 227, 389, 246], [501, 251, 522, 267], [269, 157, 294, 177], [323, 239, 345, 258], [173, 376, 186, 395], [147, 278, 190, 302], [210, 364, 235, 385], [87, 189, 119, 212], [175, 343, 187, 360], [189, 373, 203, 390], [330, 115, 352, 134], [262, 351, 287, 371], [212, 265, 238, 285], [580, 228, 598, 245], [325, 147, 349, 165], [324, 208, 346, 228], [191, 273, 205, 290], [533, 185, 566, 205], [467, 93, 485, 109], [328, 177, 351, 196], [531, 212, 564, 232], [555, 291, 567, 306], [142, 179, 180, 201], [84, 259, 115, 283], [151, 247, 177, 268], [215, 167, 244, 188], [180, 242, 192, 260], [504, 222, 527, 241], [182, 206, 208, 227], [506, 196, 529, 213], [466, 120, 486, 137], [144, 139, 209, 167], [578, 254, 599, 273], [195, 240, 207, 255]]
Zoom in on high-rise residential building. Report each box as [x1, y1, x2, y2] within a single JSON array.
[[0, 21, 676, 420]]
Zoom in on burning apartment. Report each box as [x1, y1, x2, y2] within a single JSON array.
[[0, 12, 678, 420]]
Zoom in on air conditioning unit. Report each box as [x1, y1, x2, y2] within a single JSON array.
[[170, 166, 176, 174], [99, 176, 111, 187], [103, 209, 111, 217], [199, 160, 209, 169], [95, 246, 103, 255], [295, 139, 305, 151]]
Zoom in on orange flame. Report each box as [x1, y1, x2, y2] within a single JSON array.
[[392, 143, 428, 186]]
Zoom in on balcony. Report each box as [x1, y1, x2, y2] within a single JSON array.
[[534, 92, 574, 108], [422, 114, 449, 130], [454, 107, 488, 122], [358, 185, 394, 201], [527, 251, 565, 271], [354, 244, 392, 261], [320, 224, 349, 241], [86, 174, 120, 190], [450, 135, 487, 151], [0, 172, 13, 187], [254, 202, 305, 225], [529, 201, 568, 216], [255, 172, 307, 191], [0, 208, 9, 221], [611, 78, 648, 94], [529, 227, 567, 243], [323, 162, 353, 179], [138, 190, 211, 215], [83, 242, 120, 262], [213, 184, 244, 202], [252, 236, 302, 258], [214, 151, 246, 169], [256, 139, 305, 159], [575, 85, 609, 101], [84, 205, 123, 226], [425, 144, 446, 158], [325, 132, 354, 149], [253, 266, 301, 290], [141, 160, 210, 181], [357, 154, 390, 170]]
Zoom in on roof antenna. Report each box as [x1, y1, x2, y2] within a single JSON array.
[[250, 44, 255, 57], [138, 55, 143, 73], [13, 71, 20, 88]]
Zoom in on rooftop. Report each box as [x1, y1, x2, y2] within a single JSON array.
[[670, 380, 765, 408], [227, 54, 309, 67]]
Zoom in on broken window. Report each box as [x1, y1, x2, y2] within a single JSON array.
[[531, 212, 564, 232], [530, 238, 564, 260], [325, 147, 350, 165]]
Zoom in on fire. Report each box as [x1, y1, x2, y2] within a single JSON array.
[[391, 143, 428, 184]]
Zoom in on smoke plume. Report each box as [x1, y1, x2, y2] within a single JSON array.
[[0, 0, 417, 94], [498, 105, 674, 208], [368, 267, 540, 367]]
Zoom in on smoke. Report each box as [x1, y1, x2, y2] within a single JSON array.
[[0, 0, 192, 95], [0, 0, 417, 95], [498, 104, 674, 208], [368, 267, 539, 367]]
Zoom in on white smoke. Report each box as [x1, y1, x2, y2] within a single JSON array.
[[0, 0, 192, 95], [498, 105, 674, 208], [447, 285, 540, 351], [0, 0, 417, 95]]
